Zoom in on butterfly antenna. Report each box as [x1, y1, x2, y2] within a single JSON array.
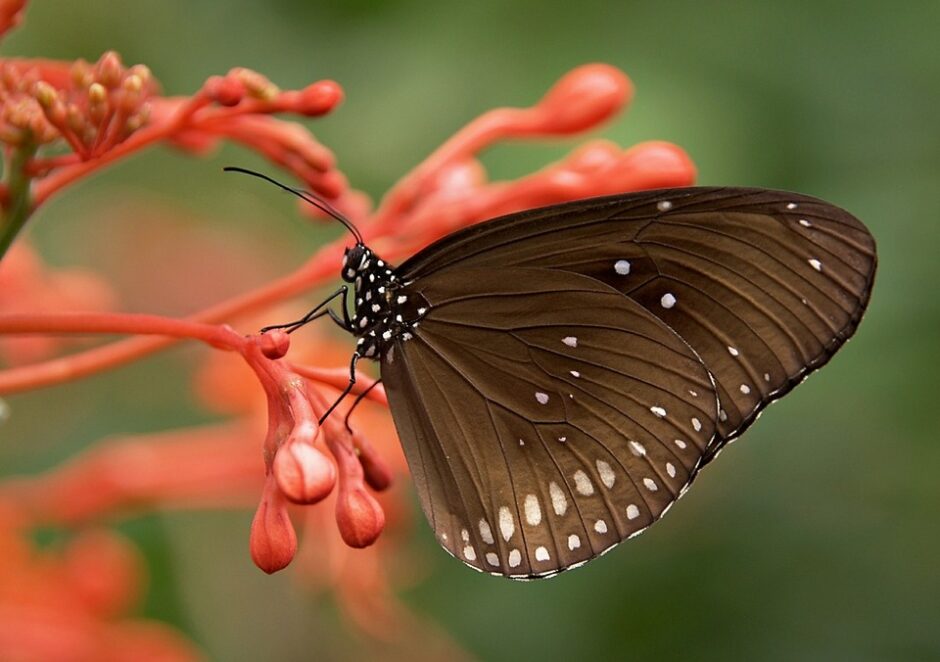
[[224, 166, 363, 243]]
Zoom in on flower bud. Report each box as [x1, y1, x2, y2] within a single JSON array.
[[336, 486, 385, 548], [205, 75, 245, 106], [259, 329, 290, 359], [250, 476, 297, 573], [88, 82, 107, 104], [273, 436, 335, 504], [615, 141, 697, 188], [534, 63, 632, 135], [71, 59, 94, 88], [234, 68, 278, 101], [353, 432, 392, 492], [32, 80, 58, 109], [96, 51, 124, 88], [128, 64, 152, 87], [297, 80, 343, 116]]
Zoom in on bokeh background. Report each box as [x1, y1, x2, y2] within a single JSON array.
[[3, 1, 938, 660]]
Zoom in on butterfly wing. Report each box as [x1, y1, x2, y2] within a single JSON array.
[[396, 187, 877, 454], [381, 267, 720, 578]]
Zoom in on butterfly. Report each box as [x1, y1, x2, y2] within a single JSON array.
[[229, 170, 877, 580]]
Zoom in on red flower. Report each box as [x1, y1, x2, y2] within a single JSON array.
[[0, 9, 696, 642], [0, 501, 203, 661]]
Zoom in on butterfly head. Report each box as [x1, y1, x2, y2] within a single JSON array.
[[341, 243, 371, 282]]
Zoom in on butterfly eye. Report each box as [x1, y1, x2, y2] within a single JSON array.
[[342, 245, 365, 282]]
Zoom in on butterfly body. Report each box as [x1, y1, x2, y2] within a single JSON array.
[[336, 186, 876, 579], [342, 245, 424, 359]]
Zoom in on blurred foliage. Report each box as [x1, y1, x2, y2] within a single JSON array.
[[2, 1, 938, 660]]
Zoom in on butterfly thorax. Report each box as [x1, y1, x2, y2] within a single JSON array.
[[342, 243, 426, 360]]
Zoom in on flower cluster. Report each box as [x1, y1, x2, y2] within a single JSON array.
[[0, 0, 697, 649], [0, 4, 349, 260]]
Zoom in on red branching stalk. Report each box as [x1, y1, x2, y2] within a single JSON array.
[[0, 54, 696, 587], [0, 45, 351, 261], [0, 5, 702, 649]]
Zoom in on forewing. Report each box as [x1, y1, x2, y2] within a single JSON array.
[[381, 268, 719, 578], [397, 187, 877, 449]]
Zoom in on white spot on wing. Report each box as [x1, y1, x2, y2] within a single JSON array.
[[728, 346, 740, 356], [629, 441, 647, 457], [485, 552, 499, 566], [691, 417, 702, 432], [799, 218, 812, 227], [614, 259, 631, 275], [508, 549, 522, 568], [626, 504, 640, 520], [463, 546, 476, 561], [596, 459, 616, 488], [499, 507, 515, 541], [740, 384, 751, 395], [787, 202, 798, 210], [650, 406, 667, 418], [660, 293, 677, 309], [535, 546, 550, 562], [809, 258, 822, 271], [479, 519, 494, 545], [562, 336, 578, 348], [549, 481, 568, 516], [524, 494, 542, 526], [573, 470, 594, 496], [643, 477, 658, 492], [535, 392, 550, 405], [594, 519, 608, 534], [657, 200, 673, 211], [569, 370, 581, 378], [568, 534, 581, 550], [666, 462, 677, 478], [674, 438, 687, 449]]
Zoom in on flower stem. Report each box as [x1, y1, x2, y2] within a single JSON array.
[[0, 142, 38, 262]]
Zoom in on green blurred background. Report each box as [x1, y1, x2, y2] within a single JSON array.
[[3, 1, 938, 660]]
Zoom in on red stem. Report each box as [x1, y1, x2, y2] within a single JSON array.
[[0, 311, 245, 350], [0, 243, 340, 394]]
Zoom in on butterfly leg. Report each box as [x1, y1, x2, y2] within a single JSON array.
[[318, 352, 361, 425], [260, 286, 352, 334], [343, 378, 383, 433]]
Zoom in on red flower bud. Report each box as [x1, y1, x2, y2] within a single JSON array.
[[233, 67, 278, 100], [297, 80, 343, 116], [353, 431, 392, 492], [615, 141, 697, 189], [63, 529, 142, 617], [249, 476, 297, 573], [534, 63, 633, 135], [205, 75, 245, 107], [96, 51, 124, 88], [0, 0, 27, 39], [259, 329, 290, 359], [336, 486, 385, 548], [273, 435, 335, 504]]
